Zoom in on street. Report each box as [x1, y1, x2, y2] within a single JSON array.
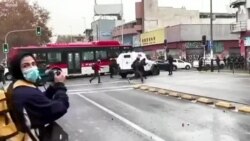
[[56, 72, 250, 141]]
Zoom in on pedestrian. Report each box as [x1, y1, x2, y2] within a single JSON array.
[[109, 58, 117, 78], [198, 57, 203, 71], [211, 59, 214, 72], [129, 57, 144, 83], [6, 52, 69, 140], [216, 56, 220, 72], [223, 57, 227, 68], [90, 59, 102, 83], [0, 62, 5, 85], [167, 55, 173, 75], [139, 58, 147, 79]]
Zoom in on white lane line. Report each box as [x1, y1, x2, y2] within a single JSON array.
[[66, 80, 128, 87], [68, 85, 132, 92], [77, 94, 165, 141], [68, 88, 133, 94]]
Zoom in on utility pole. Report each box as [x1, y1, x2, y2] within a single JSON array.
[[121, 0, 124, 44], [210, 0, 213, 58]]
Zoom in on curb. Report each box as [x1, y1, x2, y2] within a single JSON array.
[[158, 89, 168, 95], [148, 87, 157, 92], [215, 101, 235, 109], [133, 85, 141, 89], [181, 94, 196, 100], [139, 86, 148, 90], [197, 98, 214, 104], [134, 84, 250, 114], [169, 92, 179, 97], [238, 106, 250, 113]]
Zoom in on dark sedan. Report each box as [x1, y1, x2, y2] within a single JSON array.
[[156, 60, 177, 71]]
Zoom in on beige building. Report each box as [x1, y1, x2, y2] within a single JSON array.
[[140, 0, 236, 32]]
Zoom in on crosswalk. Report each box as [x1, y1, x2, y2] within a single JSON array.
[[67, 85, 134, 95], [0, 80, 136, 95]]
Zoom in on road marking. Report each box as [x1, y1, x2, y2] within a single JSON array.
[[66, 80, 128, 87], [77, 94, 166, 141], [68, 88, 133, 95], [68, 85, 132, 92]]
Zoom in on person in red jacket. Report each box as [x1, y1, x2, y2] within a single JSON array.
[[89, 59, 102, 83]]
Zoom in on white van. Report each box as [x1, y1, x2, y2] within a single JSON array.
[[116, 52, 160, 78]]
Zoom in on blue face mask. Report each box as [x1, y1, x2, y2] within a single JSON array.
[[22, 67, 41, 83]]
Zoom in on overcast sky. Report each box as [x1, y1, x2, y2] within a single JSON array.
[[28, 0, 235, 35]]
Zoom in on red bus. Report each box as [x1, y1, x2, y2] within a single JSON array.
[[8, 40, 132, 78]]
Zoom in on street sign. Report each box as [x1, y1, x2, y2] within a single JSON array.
[[2, 43, 9, 53]]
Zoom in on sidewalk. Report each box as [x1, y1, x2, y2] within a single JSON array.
[[190, 68, 250, 76], [143, 71, 250, 105]]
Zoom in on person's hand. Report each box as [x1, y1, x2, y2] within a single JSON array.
[[54, 71, 66, 83]]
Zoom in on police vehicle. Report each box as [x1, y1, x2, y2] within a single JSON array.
[[116, 52, 160, 78]]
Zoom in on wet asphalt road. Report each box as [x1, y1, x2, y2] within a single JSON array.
[[56, 74, 250, 141], [146, 70, 250, 105]]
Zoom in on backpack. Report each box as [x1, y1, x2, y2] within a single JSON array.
[[92, 64, 96, 70], [0, 80, 68, 141], [0, 81, 38, 141]]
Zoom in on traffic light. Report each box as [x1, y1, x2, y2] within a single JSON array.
[[202, 35, 206, 45], [2, 43, 9, 53], [36, 26, 42, 36]]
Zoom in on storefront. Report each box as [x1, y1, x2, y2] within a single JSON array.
[[140, 28, 166, 60]]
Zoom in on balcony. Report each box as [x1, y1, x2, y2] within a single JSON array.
[[230, 0, 246, 8], [112, 25, 142, 37], [230, 21, 247, 33]]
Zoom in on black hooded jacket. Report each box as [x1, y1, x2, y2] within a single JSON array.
[[7, 53, 69, 130]]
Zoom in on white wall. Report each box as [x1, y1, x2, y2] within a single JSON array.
[[167, 24, 240, 43], [143, 0, 200, 32]]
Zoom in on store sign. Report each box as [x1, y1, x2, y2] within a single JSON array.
[[140, 28, 165, 46]]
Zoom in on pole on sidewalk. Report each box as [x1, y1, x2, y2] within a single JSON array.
[[210, 0, 213, 58]]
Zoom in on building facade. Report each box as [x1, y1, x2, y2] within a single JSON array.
[[230, 0, 250, 60], [167, 24, 239, 62], [140, 28, 166, 60], [137, 0, 236, 32], [112, 21, 142, 45], [91, 19, 116, 41]]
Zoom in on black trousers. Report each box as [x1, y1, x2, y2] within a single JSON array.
[[169, 64, 173, 75], [90, 72, 100, 83], [0, 73, 5, 84]]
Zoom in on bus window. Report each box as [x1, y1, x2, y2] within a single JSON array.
[[96, 50, 107, 60], [108, 48, 119, 58], [48, 52, 62, 63], [82, 51, 94, 61], [37, 53, 47, 62]]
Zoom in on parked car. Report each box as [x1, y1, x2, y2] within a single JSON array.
[[156, 60, 176, 71], [193, 57, 225, 69], [173, 59, 192, 70], [156, 59, 192, 71]]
